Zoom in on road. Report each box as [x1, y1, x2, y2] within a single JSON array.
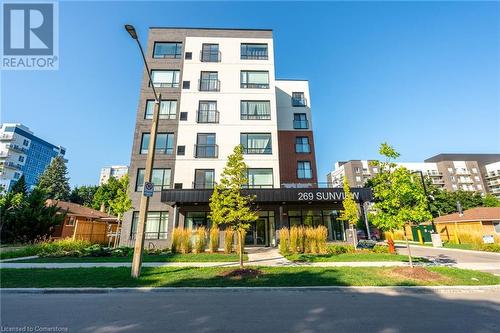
[[1, 289, 499, 333], [396, 244, 500, 274]]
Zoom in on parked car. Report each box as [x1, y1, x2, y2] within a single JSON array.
[[357, 228, 381, 241]]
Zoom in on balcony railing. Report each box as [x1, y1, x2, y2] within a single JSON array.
[[240, 82, 270, 89], [293, 120, 309, 129], [241, 113, 271, 120], [6, 143, 27, 154], [200, 50, 221, 62], [130, 232, 168, 240], [199, 79, 220, 92], [151, 81, 180, 88], [194, 144, 218, 158], [486, 171, 500, 178], [193, 182, 215, 189], [1, 161, 22, 170], [242, 147, 272, 155], [292, 98, 307, 107], [197, 110, 220, 123], [0, 133, 14, 141]]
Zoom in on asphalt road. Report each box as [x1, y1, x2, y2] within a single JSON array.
[[1, 289, 499, 333], [396, 245, 500, 274]]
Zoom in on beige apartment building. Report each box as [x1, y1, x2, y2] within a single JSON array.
[[327, 154, 500, 196]]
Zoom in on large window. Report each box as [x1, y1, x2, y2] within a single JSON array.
[[297, 161, 313, 179], [185, 212, 211, 230], [295, 137, 310, 153], [292, 92, 306, 107], [241, 71, 269, 89], [197, 101, 219, 123], [153, 42, 182, 59], [140, 133, 174, 155], [246, 169, 273, 188], [199, 72, 220, 91], [240, 133, 272, 154], [240, 101, 271, 120], [195, 133, 217, 158], [194, 169, 215, 189], [145, 100, 177, 120], [136, 168, 171, 191], [293, 113, 309, 129], [201, 43, 220, 62], [131, 211, 168, 239], [151, 70, 180, 88], [241, 43, 268, 60]]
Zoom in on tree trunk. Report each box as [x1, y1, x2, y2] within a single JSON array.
[[403, 232, 414, 268], [238, 230, 244, 268], [350, 224, 357, 249]]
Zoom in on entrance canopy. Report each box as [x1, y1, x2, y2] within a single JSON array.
[[161, 187, 373, 206]]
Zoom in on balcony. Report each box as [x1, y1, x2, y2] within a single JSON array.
[[194, 144, 218, 158], [240, 82, 270, 89], [486, 171, 500, 179], [0, 152, 8, 158], [293, 120, 309, 130], [292, 98, 307, 107], [192, 182, 214, 189], [196, 110, 219, 123], [0, 161, 22, 170], [5, 143, 27, 154], [0, 133, 14, 141], [432, 179, 445, 184], [199, 79, 220, 92], [242, 147, 272, 155], [200, 50, 221, 62], [427, 171, 443, 177], [456, 169, 471, 175]]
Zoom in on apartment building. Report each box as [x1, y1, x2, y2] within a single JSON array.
[[0, 123, 66, 191], [484, 162, 500, 198], [99, 165, 129, 185], [121, 27, 371, 248], [327, 154, 500, 195]]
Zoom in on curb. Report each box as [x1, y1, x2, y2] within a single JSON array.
[[2, 285, 499, 294], [396, 244, 500, 256], [0, 256, 39, 262]]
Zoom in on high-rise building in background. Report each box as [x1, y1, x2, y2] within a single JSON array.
[[0, 123, 66, 191], [99, 165, 129, 185]]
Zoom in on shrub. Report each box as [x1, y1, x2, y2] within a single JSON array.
[[478, 243, 500, 253], [224, 228, 234, 254], [372, 244, 390, 254], [194, 227, 208, 253], [209, 226, 220, 253], [171, 227, 183, 253], [327, 243, 355, 255], [278, 227, 290, 254], [81, 244, 112, 257], [290, 226, 306, 254], [316, 225, 328, 254], [305, 227, 316, 253], [111, 247, 133, 257], [454, 231, 484, 246], [357, 240, 377, 249], [180, 228, 193, 254]]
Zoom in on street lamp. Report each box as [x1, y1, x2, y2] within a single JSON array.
[[411, 170, 436, 232], [125, 24, 162, 278]]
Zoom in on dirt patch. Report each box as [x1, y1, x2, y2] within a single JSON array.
[[389, 267, 448, 282], [219, 268, 263, 280]]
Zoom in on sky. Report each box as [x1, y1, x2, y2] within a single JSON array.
[[1, 1, 499, 187]]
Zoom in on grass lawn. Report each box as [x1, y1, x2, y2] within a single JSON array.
[[11, 252, 247, 263], [284, 252, 429, 263], [1, 266, 498, 288], [0, 246, 38, 260]]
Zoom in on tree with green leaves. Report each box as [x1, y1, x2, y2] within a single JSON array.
[[483, 194, 500, 207], [36, 156, 70, 200], [209, 145, 258, 268], [108, 175, 133, 247], [370, 143, 431, 268], [69, 185, 98, 207], [339, 176, 359, 248], [11, 175, 28, 195], [92, 176, 120, 213]]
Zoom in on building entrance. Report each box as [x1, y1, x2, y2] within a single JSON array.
[[245, 217, 269, 246]]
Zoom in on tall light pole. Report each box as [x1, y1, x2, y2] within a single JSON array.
[[411, 170, 436, 232], [125, 24, 162, 278]]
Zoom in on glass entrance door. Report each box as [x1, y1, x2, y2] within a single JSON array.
[[245, 218, 268, 246]]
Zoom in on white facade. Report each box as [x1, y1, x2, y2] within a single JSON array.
[[99, 165, 129, 185], [275, 79, 312, 130], [485, 161, 500, 198]]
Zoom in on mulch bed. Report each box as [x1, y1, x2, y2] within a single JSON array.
[[219, 268, 263, 280], [390, 267, 445, 281]]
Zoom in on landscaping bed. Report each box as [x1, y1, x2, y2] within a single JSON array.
[[1, 266, 498, 288], [284, 252, 428, 263]]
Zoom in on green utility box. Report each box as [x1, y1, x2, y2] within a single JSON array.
[[411, 225, 433, 243]]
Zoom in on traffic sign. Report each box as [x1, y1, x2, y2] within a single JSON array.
[[143, 181, 154, 197]]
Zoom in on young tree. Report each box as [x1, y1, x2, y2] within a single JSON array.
[[108, 175, 133, 247], [69, 185, 98, 207], [483, 194, 500, 207], [370, 143, 431, 268], [92, 176, 120, 213], [36, 156, 70, 200], [339, 176, 359, 248], [209, 145, 258, 268], [11, 175, 28, 195]]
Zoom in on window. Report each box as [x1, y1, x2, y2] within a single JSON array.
[[297, 161, 312, 179], [293, 114, 308, 129], [474, 176, 480, 181], [153, 42, 182, 59], [22, 139, 29, 146], [240, 101, 271, 120], [241, 71, 269, 89], [194, 169, 215, 189], [66, 216, 76, 226], [494, 221, 500, 234], [372, 167, 378, 173], [195, 133, 217, 158], [185, 52, 192, 60], [140, 133, 174, 155], [13, 172, 20, 180], [448, 168, 454, 174], [295, 137, 310, 153], [354, 167, 361, 173], [201, 43, 220, 62], [185, 212, 211, 229], [246, 169, 273, 188], [472, 168, 478, 174], [241, 133, 272, 154], [145, 100, 177, 120], [197, 101, 219, 123], [177, 146, 185, 155], [241, 43, 268, 60], [136, 168, 171, 191], [182, 81, 190, 89], [151, 70, 180, 88], [355, 176, 362, 182], [450, 176, 456, 181], [477, 184, 482, 190], [199, 71, 220, 91], [18, 155, 25, 162], [180, 112, 188, 121], [174, 183, 183, 189], [131, 211, 168, 239], [452, 184, 458, 189], [292, 92, 306, 107]]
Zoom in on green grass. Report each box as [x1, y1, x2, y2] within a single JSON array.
[[0, 246, 39, 259], [284, 252, 429, 263], [1, 266, 498, 288], [12, 252, 247, 263]]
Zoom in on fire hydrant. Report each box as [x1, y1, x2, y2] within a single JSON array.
[[387, 239, 395, 254]]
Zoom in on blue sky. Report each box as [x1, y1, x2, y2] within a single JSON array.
[[2, 1, 499, 187]]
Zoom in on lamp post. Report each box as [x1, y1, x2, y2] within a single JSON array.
[[411, 170, 436, 232], [125, 24, 162, 278]]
